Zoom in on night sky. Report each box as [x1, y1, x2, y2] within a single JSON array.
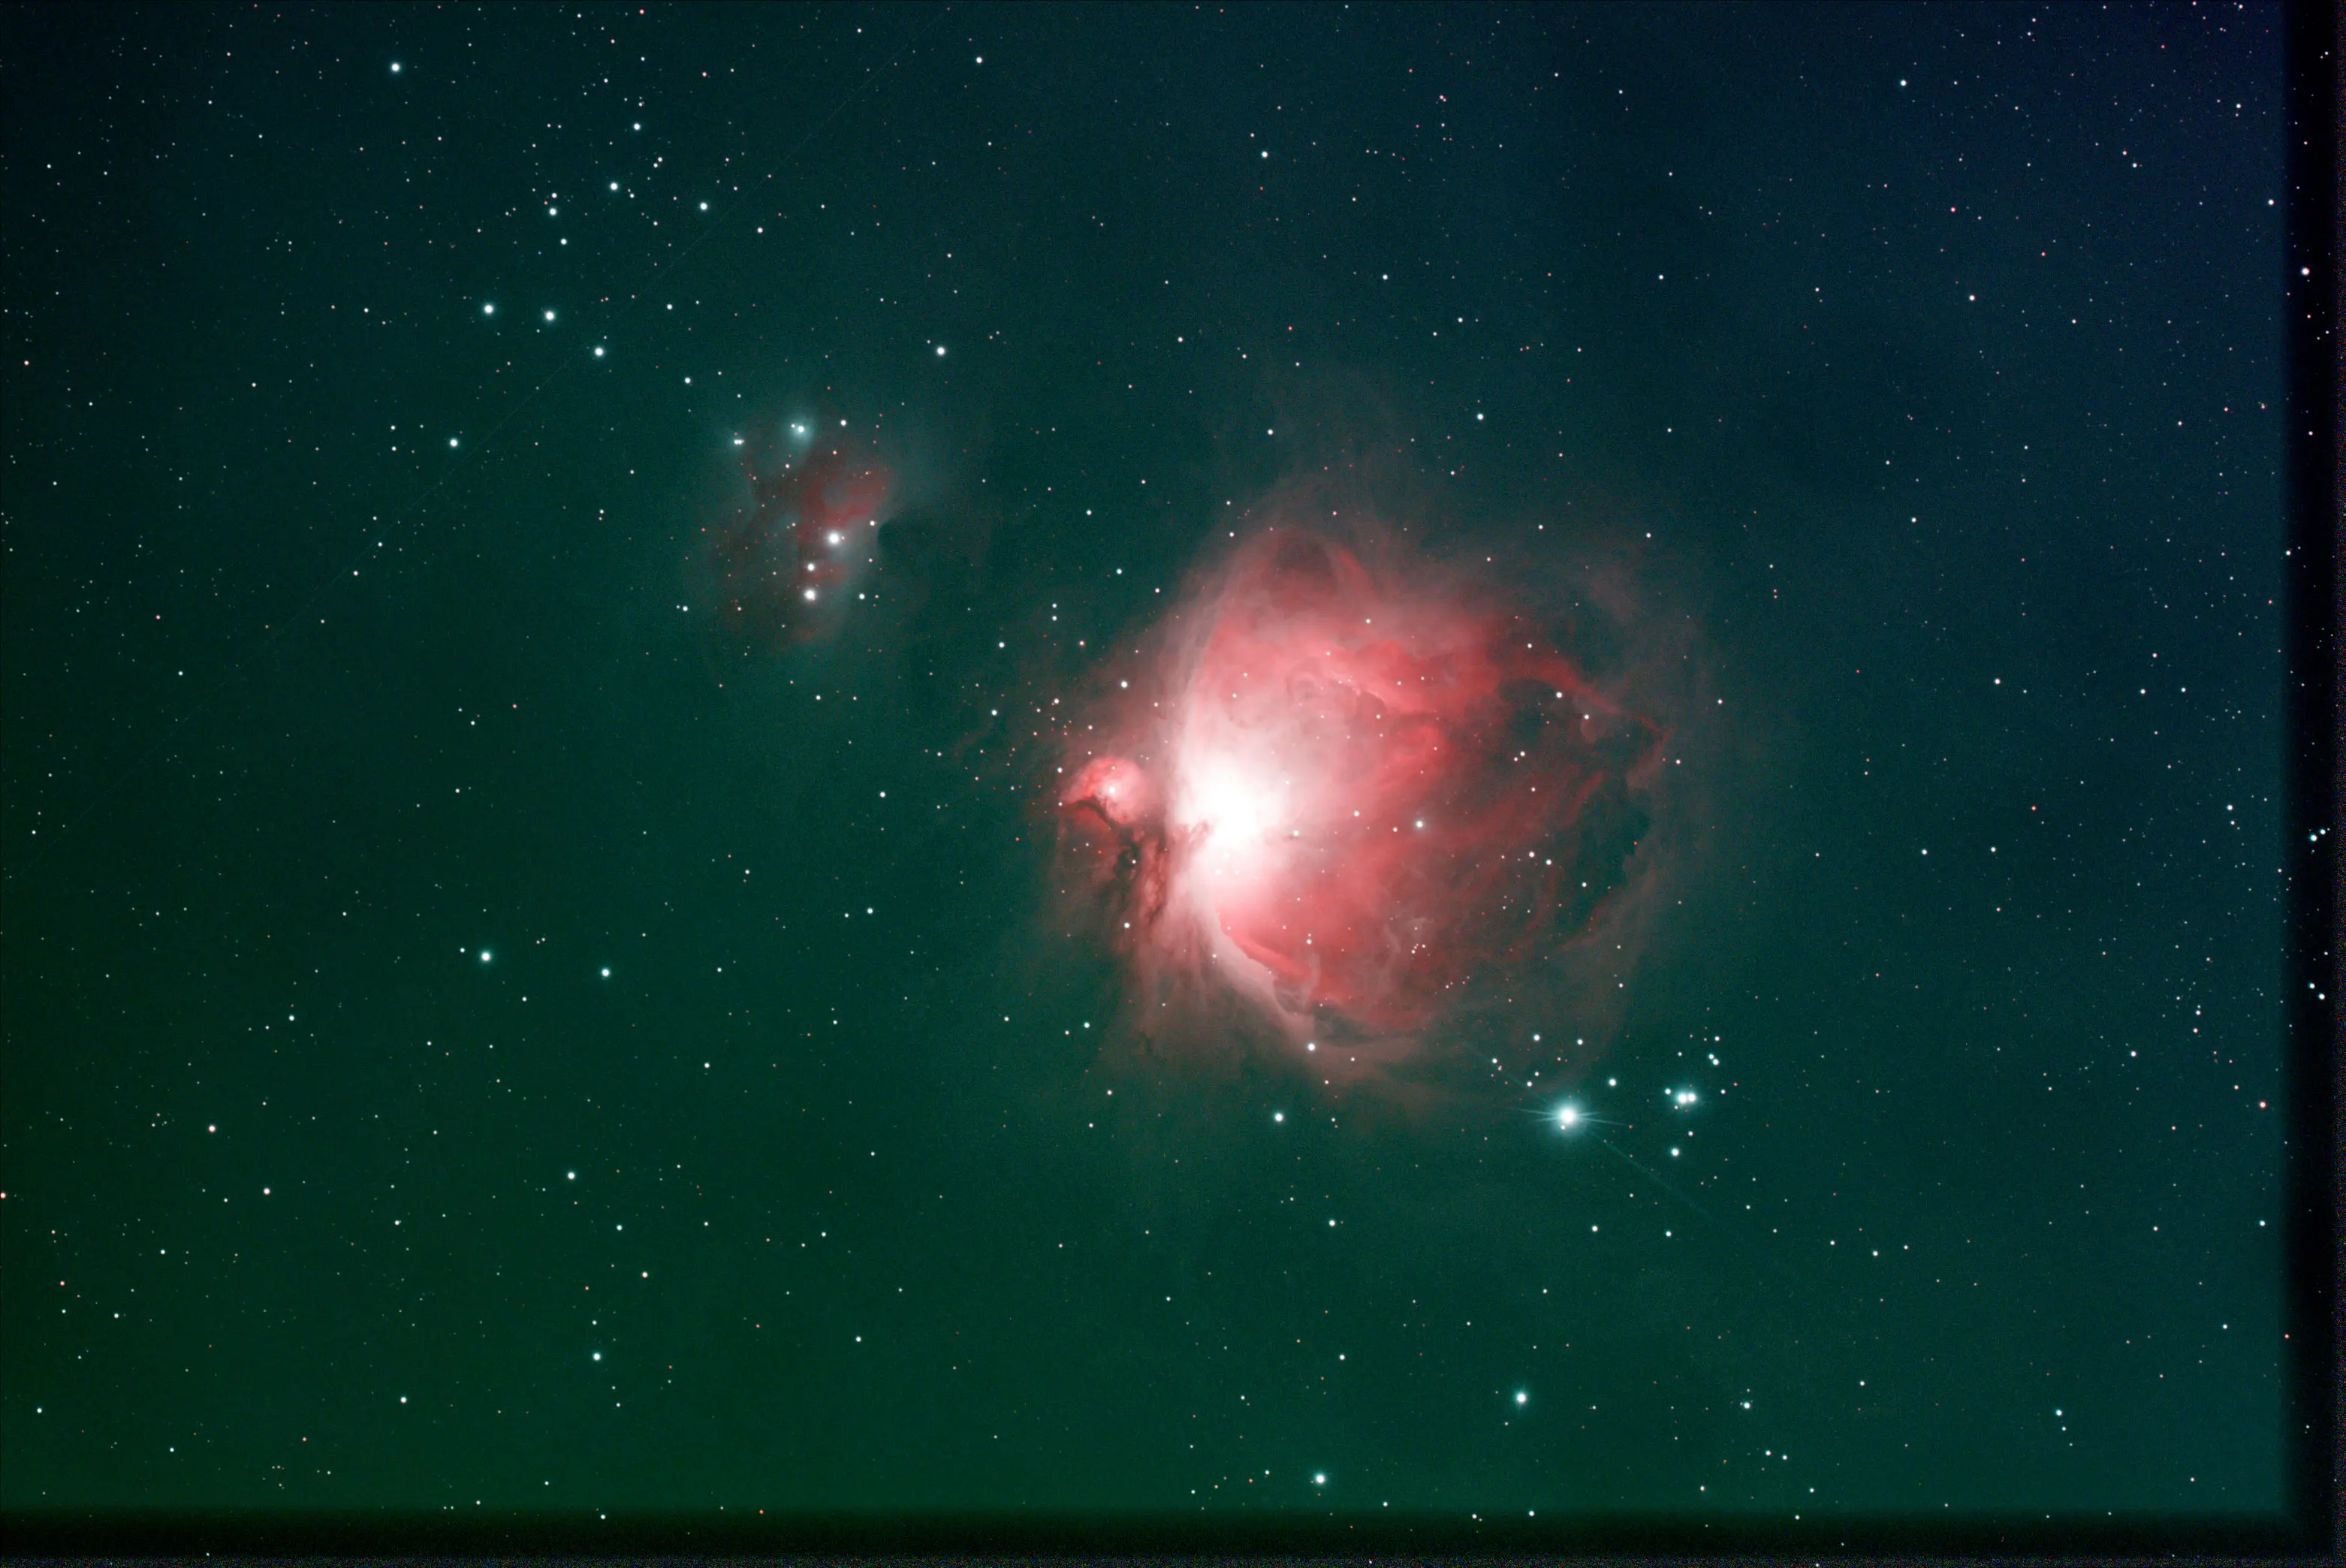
[[2, 1, 2308, 1533]]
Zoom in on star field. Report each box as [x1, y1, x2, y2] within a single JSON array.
[[0, 1, 2311, 1542]]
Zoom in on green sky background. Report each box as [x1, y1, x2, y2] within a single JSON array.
[[2, 1, 2292, 1521]]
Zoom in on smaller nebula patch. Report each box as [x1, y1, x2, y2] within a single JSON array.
[[697, 433, 893, 649], [1060, 524, 1668, 1057]]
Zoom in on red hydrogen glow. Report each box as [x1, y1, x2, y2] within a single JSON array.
[[699, 435, 893, 647], [1062, 526, 1665, 1044]]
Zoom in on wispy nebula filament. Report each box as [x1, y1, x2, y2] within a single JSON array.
[[1060, 517, 1675, 1075]]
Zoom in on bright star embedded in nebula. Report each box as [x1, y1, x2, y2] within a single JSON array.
[[1057, 522, 1675, 1072], [5, 5, 2280, 1528]]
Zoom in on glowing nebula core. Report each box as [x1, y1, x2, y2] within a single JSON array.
[[1061, 525, 1669, 1053]]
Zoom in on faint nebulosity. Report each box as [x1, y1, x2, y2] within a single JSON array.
[[0, 0, 2294, 1534]]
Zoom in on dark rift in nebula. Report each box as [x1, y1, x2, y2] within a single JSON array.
[[696, 430, 894, 650], [1057, 506, 1684, 1090]]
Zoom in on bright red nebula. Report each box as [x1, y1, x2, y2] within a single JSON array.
[[698, 435, 893, 648], [1061, 526, 1666, 1048]]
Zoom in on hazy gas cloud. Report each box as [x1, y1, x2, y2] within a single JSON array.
[[1057, 486, 1699, 1101], [694, 429, 895, 652]]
